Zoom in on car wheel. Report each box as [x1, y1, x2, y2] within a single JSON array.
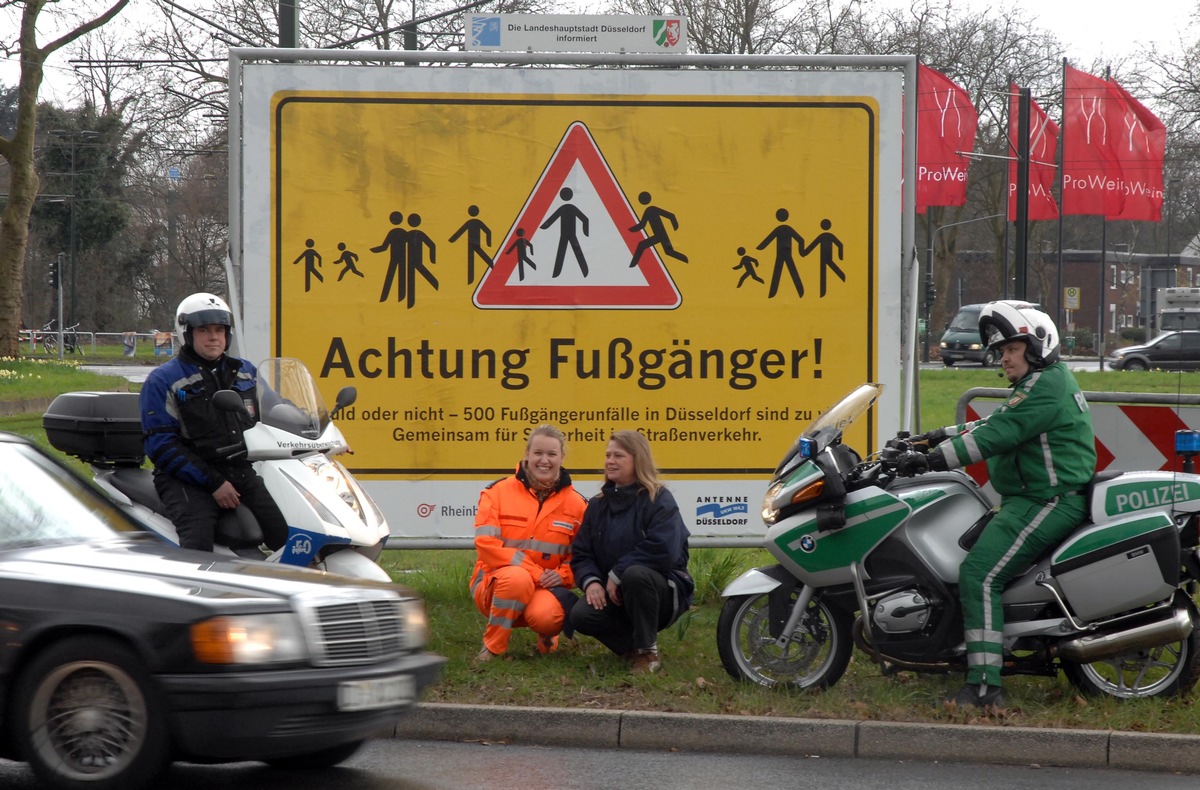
[[982, 349, 997, 367], [264, 739, 365, 769], [942, 359, 955, 367], [1123, 358, 1148, 371], [14, 636, 171, 790]]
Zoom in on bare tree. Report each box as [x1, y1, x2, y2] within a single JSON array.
[[0, 0, 130, 355]]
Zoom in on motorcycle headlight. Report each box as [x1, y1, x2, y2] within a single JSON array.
[[302, 454, 366, 524], [762, 481, 785, 525], [191, 613, 309, 665]]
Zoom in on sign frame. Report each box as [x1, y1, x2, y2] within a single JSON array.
[[228, 49, 919, 546]]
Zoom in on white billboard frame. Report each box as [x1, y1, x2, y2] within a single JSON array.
[[227, 49, 919, 547]]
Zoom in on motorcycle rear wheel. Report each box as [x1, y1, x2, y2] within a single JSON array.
[[717, 591, 853, 689], [1061, 601, 1200, 699]]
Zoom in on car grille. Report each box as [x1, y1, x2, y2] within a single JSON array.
[[307, 597, 407, 666]]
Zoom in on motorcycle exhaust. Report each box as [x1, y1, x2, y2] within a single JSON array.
[[1055, 606, 1194, 663]]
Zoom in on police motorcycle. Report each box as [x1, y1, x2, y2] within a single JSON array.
[[717, 382, 1200, 700], [44, 357, 393, 582]]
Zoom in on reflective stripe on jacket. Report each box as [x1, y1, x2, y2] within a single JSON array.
[[471, 466, 586, 595]]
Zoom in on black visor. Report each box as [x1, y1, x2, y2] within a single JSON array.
[[182, 308, 231, 328]]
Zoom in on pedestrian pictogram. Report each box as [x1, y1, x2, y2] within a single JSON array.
[[474, 122, 682, 309]]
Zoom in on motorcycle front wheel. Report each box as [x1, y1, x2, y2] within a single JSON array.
[[717, 591, 853, 690], [1062, 600, 1200, 699]]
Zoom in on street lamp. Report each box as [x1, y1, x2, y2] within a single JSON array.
[[1167, 177, 1183, 262], [923, 213, 1005, 363], [47, 129, 99, 329]]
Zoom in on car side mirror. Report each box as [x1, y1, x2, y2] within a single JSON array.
[[213, 389, 250, 416]]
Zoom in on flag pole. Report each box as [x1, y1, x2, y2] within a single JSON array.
[[1014, 85, 1032, 300], [1056, 58, 1067, 336]]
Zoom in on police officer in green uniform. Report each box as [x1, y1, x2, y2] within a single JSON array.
[[898, 301, 1097, 709]]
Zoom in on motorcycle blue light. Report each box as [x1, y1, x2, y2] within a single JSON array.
[[799, 437, 817, 459], [1177, 430, 1200, 456]]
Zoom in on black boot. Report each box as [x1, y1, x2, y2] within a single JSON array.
[[948, 683, 1005, 710]]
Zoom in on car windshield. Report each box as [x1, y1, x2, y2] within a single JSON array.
[[948, 307, 980, 331], [0, 442, 140, 549]]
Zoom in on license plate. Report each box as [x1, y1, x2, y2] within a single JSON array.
[[337, 674, 414, 712]]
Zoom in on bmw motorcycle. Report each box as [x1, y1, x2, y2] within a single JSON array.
[[717, 383, 1200, 700], [44, 357, 393, 581]]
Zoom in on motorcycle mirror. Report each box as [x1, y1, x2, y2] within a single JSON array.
[[213, 389, 250, 416], [334, 386, 357, 414]]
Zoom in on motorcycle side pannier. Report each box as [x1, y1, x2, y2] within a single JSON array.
[[1050, 511, 1179, 621], [43, 392, 144, 467]]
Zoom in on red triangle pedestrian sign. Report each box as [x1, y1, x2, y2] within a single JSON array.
[[474, 122, 682, 309]]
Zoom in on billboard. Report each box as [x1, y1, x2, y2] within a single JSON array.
[[237, 64, 904, 540]]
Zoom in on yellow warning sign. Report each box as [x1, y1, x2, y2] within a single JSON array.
[[269, 82, 891, 480]]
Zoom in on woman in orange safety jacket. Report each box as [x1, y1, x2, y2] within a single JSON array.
[[470, 424, 587, 664]]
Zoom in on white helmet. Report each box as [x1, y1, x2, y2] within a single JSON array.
[[174, 292, 233, 347], [978, 300, 1060, 369]]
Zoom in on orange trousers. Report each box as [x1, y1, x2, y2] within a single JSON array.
[[473, 565, 565, 654]]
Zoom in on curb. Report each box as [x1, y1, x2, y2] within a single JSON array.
[[392, 703, 1200, 774]]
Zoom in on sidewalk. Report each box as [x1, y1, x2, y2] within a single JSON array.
[[393, 702, 1200, 774]]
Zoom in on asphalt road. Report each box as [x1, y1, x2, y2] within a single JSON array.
[[3, 737, 1199, 790]]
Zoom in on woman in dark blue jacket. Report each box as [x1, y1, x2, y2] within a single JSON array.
[[569, 430, 694, 675]]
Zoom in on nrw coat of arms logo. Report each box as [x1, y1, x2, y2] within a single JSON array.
[[653, 18, 681, 48]]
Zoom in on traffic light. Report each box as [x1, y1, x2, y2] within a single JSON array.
[[924, 276, 936, 305], [49, 252, 63, 290]]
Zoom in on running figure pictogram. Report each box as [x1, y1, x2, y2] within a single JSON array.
[[732, 247, 764, 287], [540, 187, 589, 277], [629, 191, 688, 268], [333, 242, 364, 281], [448, 204, 495, 284], [801, 219, 845, 297], [757, 208, 806, 299], [292, 238, 323, 292]]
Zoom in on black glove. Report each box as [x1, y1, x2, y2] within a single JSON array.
[[915, 427, 949, 448], [895, 451, 930, 477]]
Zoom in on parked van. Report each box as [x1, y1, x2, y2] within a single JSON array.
[[938, 300, 1039, 367]]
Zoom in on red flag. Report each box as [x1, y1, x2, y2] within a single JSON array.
[[916, 65, 978, 212], [1007, 83, 1060, 221], [1062, 66, 1123, 216], [1104, 78, 1165, 221]]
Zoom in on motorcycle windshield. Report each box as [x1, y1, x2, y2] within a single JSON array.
[[255, 357, 330, 440], [774, 383, 882, 477]]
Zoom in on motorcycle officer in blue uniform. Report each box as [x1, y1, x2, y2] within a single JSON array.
[[899, 301, 1096, 710], [140, 293, 289, 553]]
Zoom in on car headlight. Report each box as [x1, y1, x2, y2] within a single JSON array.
[[968, 343, 981, 350], [402, 599, 430, 649], [191, 613, 309, 665], [939, 341, 948, 349]]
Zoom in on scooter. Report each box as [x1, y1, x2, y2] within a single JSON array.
[[44, 357, 393, 582], [718, 382, 1200, 700]]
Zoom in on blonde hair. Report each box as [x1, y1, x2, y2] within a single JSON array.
[[526, 424, 566, 455], [609, 429, 663, 501]]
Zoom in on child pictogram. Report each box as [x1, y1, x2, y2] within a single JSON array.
[[505, 228, 536, 281], [733, 247, 764, 287], [334, 242, 363, 281]]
